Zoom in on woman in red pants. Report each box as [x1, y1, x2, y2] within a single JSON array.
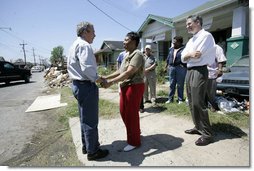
[[102, 31, 145, 152]]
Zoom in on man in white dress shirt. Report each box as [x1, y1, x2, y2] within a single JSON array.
[[181, 15, 216, 146]]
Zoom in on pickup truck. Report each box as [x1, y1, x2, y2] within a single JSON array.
[[0, 61, 32, 84]]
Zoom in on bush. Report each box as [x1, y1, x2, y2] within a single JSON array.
[[156, 61, 167, 84], [97, 66, 114, 76]]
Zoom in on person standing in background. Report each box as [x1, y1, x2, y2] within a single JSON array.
[[165, 36, 187, 104], [144, 45, 157, 105], [67, 21, 109, 160], [206, 44, 227, 112], [116, 50, 126, 70], [217, 37, 226, 54], [116, 50, 127, 94], [181, 15, 216, 146]]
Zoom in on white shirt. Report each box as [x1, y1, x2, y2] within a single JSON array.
[[67, 37, 98, 82], [181, 29, 216, 68], [208, 44, 227, 79]]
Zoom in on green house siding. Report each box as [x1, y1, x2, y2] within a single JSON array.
[[226, 36, 249, 66]]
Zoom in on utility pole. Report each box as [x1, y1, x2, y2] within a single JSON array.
[[20, 41, 27, 65], [38, 55, 42, 65], [32, 48, 36, 65]]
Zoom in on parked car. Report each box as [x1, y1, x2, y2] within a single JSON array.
[[0, 61, 32, 84], [31, 65, 43, 73], [217, 55, 249, 97]]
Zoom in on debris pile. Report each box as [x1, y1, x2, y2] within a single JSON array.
[[216, 96, 249, 114], [44, 67, 71, 88]]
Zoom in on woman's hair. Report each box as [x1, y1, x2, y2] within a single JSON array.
[[126, 31, 140, 47]]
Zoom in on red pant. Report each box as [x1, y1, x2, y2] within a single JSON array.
[[120, 83, 144, 146]]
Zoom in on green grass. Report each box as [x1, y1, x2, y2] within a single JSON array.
[[59, 87, 120, 126], [59, 85, 249, 137], [164, 103, 190, 117], [157, 89, 249, 126], [210, 112, 249, 130], [157, 89, 168, 97], [161, 102, 248, 137], [58, 87, 79, 126], [156, 88, 249, 137]]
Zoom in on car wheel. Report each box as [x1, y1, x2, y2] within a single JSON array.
[[24, 75, 30, 83]]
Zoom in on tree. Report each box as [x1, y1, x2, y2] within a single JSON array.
[[50, 46, 64, 66], [0, 56, 5, 61]]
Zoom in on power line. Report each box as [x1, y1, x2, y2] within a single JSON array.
[[86, 0, 132, 31], [1, 29, 24, 42], [101, 0, 146, 19], [0, 42, 21, 56], [1, 29, 51, 55]]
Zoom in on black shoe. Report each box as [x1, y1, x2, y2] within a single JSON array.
[[87, 149, 109, 161], [195, 137, 212, 146], [82, 147, 87, 154], [185, 128, 202, 135]]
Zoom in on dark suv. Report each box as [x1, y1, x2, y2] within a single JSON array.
[[217, 55, 249, 97], [0, 61, 32, 84]]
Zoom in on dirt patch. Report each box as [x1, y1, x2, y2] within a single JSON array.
[[3, 108, 82, 167]]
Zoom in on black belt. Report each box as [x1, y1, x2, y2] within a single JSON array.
[[73, 80, 93, 83], [170, 64, 186, 68], [187, 65, 207, 70]]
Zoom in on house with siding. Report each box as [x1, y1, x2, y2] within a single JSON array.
[[95, 0, 249, 67], [95, 40, 156, 69], [95, 41, 124, 69], [138, 0, 249, 66]]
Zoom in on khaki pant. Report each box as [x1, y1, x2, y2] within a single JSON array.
[[144, 71, 156, 102]]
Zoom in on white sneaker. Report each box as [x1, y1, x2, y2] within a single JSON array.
[[178, 101, 183, 104], [165, 100, 172, 104], [123, 144, 136, 152], [151, 98, 156, 103]]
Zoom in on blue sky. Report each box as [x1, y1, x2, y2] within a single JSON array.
[[0, 0, 252, 63]]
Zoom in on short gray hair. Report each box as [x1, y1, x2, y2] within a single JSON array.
[[77, 21, 93, 37], [187, 15, 203, 27]]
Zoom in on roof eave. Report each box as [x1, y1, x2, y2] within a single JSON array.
[[138, 14, 173, 33], [173, 0, 238, 23]]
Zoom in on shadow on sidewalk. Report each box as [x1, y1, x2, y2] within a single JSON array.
[[144, 105, 167, 113], [97, 134, 184, 166], [155, 97, 168, 104], [212, 123, 248, 143]]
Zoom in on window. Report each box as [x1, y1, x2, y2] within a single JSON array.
[[4, 63, 14, 69]]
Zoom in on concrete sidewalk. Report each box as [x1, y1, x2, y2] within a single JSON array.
[[69, 88, 250, 166]]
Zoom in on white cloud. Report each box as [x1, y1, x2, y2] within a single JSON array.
[[133, 0, 148, 8]]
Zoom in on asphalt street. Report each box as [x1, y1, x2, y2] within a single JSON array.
[[0, 72, 47, 164]]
